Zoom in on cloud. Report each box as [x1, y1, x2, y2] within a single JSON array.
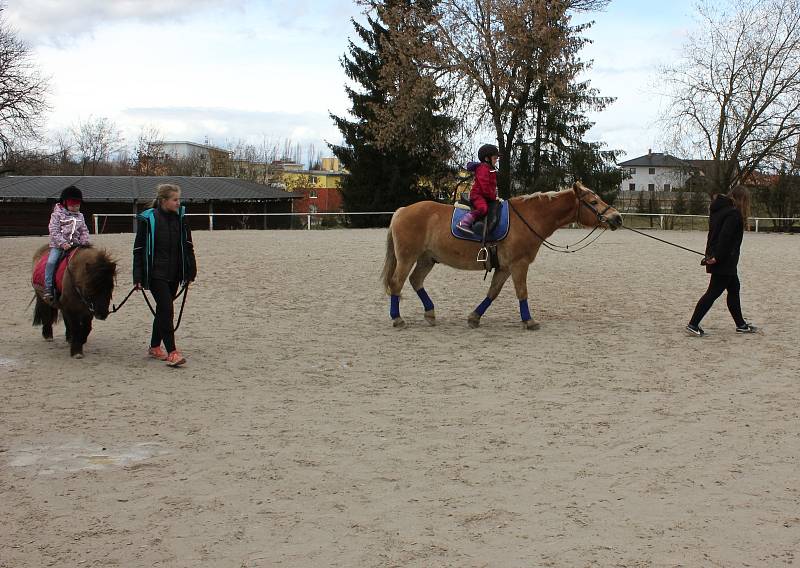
[[120, 106, 343, 151]]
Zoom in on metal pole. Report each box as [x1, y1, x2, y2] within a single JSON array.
[[659, 214, 664, 230], [94, 214, 99, 235], [755, 219, 759, 233], [208, 201, 214, 231], [307, 214, 311, 230]]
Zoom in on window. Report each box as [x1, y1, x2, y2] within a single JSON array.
[[649, 167, 656, 175], [309, 189, 318, 199], [309, 176, 319, 185], [648, 183, 655, 191], [629, 167, 636, 174], [629, 183, 636, 191], [664, 183, 671, 191]]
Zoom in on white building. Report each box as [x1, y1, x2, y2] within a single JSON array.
[[618, 150, 694, 192]]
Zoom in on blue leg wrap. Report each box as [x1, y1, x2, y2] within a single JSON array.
[[416, 288, 434, 311], [390, 295, 400, 319], [474, 296, 493, 316], [519, 299, 531, 321]]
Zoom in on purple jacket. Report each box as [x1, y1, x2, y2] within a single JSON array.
[[49, 204, 90, 248]]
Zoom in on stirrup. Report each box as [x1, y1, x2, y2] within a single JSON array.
[[476, 247, 489, 262]]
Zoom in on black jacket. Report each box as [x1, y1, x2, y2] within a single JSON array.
[[133, 206, 197, 288], [705, 194, 743, 275]]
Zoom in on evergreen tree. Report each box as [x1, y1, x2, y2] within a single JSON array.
[[330, 3, 457, 227]]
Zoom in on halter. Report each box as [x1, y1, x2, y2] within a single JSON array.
[[508, 188, 610, 254]]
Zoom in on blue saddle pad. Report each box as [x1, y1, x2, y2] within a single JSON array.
[[451, 201, 510, 242]]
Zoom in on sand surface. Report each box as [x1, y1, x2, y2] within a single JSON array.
[[1, 227, 799, 567]]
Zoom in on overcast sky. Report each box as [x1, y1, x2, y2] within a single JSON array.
[[8, 0, 695, 162]]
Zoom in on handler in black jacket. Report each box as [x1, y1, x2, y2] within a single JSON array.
[[133, 184, 197, 366], [686, 186, 757, 336]]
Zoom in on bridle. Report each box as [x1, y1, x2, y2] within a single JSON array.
[[508, 188, 612, 253], [65, 258, 97, 315]]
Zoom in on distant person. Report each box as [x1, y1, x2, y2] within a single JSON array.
[[686, 186, 758, 336], [43, 186, 91, 304], [133, 184, 197, 367], [457, 144, 500, 234]]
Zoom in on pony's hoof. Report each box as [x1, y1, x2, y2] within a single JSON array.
[[522, 319, 541, 330], [72, 352, 84, 359], [424, 310, 436, 326], [392, 317, 406, 329], [44, 336, 53, 342], [467, 313, 481, 328]]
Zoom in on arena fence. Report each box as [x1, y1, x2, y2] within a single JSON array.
[[92, 211, 800, 234]]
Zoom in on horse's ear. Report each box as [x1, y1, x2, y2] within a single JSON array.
[[573, 181, 584, 196]]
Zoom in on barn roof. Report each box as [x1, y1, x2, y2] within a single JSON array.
[[0, 176, 301, 202]]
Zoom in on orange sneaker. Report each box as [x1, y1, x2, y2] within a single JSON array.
[[148, 346, 168, 360], [165, 350, 186, 367]]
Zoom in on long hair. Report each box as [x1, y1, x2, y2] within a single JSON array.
[[152, 183, 181, 209], [728, 186, 751, 228]]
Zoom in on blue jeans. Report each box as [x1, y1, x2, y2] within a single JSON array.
[[44, 247, 63, 292]]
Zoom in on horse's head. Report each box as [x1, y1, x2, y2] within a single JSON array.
[[573, 181, 622, 230], [81, 249, 118, 320]]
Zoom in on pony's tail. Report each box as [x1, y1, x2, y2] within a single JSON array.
[[380, 228, 397, 296], [32, 295, 55, 327]]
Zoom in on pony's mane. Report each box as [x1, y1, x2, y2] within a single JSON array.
[[80, 247, 117, 297]]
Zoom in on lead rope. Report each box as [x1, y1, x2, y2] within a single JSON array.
[[140, 284, 189, 332], [621, 225, 706, 257]]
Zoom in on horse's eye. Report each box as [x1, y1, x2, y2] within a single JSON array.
[[591, 200, 598, 205]]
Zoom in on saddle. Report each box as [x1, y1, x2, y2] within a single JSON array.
[[32, 248, 79, 296], [451, 195, 509, 275]]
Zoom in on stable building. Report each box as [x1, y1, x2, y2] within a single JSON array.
[[0, 176, 301, 236]]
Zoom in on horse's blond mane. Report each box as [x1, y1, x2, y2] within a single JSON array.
[[518, 188, 569, 201]]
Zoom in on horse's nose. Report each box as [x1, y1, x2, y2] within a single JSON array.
[[610, 213, 623, 230]]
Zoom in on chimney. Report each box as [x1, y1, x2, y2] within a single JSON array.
[[648, 148, 652, 155]]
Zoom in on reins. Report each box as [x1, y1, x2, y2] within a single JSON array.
[[508, 198, 607, 254], [621, 225, 706, 257], [139, 284, 189, 332]]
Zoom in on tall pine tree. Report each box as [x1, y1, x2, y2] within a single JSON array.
[[330, 3, 457, 227]]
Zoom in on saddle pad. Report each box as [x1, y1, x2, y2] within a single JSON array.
[[32, 248, 79, 292], [451, 200, 510, 242]]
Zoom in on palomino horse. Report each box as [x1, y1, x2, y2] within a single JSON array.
[[381, 181, 622, 329], [32, 245, 117, 358]]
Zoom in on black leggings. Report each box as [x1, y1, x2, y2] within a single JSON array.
[[689, 274, 746, 328], [150, 279, 179, 353]]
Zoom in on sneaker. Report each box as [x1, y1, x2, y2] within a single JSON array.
[[457, 220, 474, 234], [148, 346, 168, 360], [165, 350, 186, 367], [736, 323, 759, 334], [686, 324, 705, 337]]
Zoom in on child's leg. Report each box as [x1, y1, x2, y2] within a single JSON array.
[[44, 247, 63, 293]]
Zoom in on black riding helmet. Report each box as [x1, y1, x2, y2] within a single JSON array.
[[59, 185, 83, 204], [478, 144, 499, 163]]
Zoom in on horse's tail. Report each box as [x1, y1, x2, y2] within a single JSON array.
[[380, 221, 398, 296], [32, 295, 55, 327]]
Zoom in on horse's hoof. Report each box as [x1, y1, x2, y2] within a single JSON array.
[[467, 313, 481, 328], [424, 309, 436, 326], [522, 319, 541, 330], [44, 336, 53, 342], [392, 317, 406, 329], [72, 352, 84, 359]]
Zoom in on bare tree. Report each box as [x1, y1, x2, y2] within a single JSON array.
[[366, 0, 610, 197], [0, 6, 49, 160], [132, 125, 165, 175], [70, 116, 125, 175], [662, 0, 800, 194]]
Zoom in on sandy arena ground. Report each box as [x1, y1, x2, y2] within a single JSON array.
[[1, 227, 799, 567]]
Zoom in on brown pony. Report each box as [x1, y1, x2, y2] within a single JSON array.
[[381, 181, 622, 329], [32, 245, 117, 358]]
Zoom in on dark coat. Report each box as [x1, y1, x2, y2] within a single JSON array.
[[133, 206, 197, 288], [705, 194, 744, 275]]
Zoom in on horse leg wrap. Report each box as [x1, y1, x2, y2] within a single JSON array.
[[475, 296, 493, 316], [519, 299, 532, 322], [416, 288, 434, 312], [390, 295, 400, 320]]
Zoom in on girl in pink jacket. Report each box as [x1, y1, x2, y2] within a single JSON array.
[[43, 186, 90, 302], [457, 144, 500, 234]]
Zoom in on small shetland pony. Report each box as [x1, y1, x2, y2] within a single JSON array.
[[381, 181, 622, 329], [32, 245, 117, 358]]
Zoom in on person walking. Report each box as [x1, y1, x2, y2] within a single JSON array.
[[686, 186, 758, 337], [133, 184, 197, 366]]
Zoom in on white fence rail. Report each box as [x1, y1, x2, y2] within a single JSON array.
[[92, 211, 800, 234]]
